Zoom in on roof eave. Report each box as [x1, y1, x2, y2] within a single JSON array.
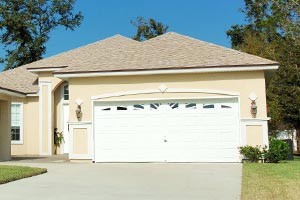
[[27, 66, 68, 73], [0, 88, 26, 98], [54, 64, 279, 79]]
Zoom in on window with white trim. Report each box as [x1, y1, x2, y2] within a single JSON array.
[[11, 103, 23, 144], [63, 84, 69, 101]]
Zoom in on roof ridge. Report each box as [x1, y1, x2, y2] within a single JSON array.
[[24, 34, 138, 69], [143, 32, 277, 63]]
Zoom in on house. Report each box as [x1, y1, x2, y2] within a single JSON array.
[[276, 130, 298, 152], [0, 32, 278, 162]]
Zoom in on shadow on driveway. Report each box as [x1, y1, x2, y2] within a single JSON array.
[[10, 154, 69, 163]]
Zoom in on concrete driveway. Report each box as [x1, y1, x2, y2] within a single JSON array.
[[0, 159, 242, 200]]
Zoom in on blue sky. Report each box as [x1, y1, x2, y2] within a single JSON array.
[[0, 1, 246, 71]]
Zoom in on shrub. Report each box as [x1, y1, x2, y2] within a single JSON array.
[[239, 145, 262, 162], [264, 138, 290, 163]]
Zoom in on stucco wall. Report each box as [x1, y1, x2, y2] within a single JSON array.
[[39, 72, 63, 155], [38, 72, 63, 91], [53, 82, 68, 154], [0, 99, 11, 161], [68, 71, 267, 122], [11, 71, 65, 156], [11, 97, 39, 155], [246, 125, 264, 147], [10, 70, 269, 157], [73, 128, 88, 154]]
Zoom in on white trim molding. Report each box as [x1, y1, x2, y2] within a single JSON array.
[[26, 93, 39, 97], [39, 81, 52, 156], [28, 67, 66, 73], [68, 121, 93, 160], [92, 87, 240, 100], [68, 121, 92, 125], [60, 82, 69, 154], [10, 102, 24, 145], [55, 65, 279, 78], [240, 118, 269, 147]]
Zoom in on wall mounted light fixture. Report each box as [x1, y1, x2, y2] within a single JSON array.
[[75, 98, 83, 120], [249, 93, 257, 118]]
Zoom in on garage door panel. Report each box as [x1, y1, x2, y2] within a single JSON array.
[[94, 99, 240, 162]]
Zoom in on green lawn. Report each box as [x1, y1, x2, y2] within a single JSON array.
[[242, 156, 300, 200], [0, 165, 47, 184]]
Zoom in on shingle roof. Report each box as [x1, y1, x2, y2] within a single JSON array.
[[0, 32, 278, 95], [0, 66, 38, 95], [24, 32, 277, 74], [24, 34, 140, 71]]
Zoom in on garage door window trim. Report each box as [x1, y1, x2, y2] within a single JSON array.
[[91, 88, 240, 100]]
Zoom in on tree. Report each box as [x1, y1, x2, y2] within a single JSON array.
[[0, 0, 83, 70], [131, 16, 168, 41], [226, 1, 300, 139]]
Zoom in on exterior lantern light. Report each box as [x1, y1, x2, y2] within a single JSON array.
[[75, 98, 83, 120], [249, 93, 257, 118]]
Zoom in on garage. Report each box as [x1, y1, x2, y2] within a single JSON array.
[[93, 98, 240, 162]]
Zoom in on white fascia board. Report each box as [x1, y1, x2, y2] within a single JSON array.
[[54, 65, 279, 78], [0, 89, 25, 97], [26, 93, 39, 97], [28, 68, 65, 73]]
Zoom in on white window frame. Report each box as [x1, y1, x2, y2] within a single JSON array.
[[11, 102, 24, 145], [62, 83, 69, 103]]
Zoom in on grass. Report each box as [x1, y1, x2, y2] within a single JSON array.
[[242, 156, 300, 200], [0, 165, 47, 184]]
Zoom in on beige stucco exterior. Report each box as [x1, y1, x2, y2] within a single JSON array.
[[69, 71, 267, 122], [9, 70, 270, 159], [73, 128, 88, 154], [11, 97, 39, 155], [0, 95, 11, 161], [11, 72, 64, 156], [246, 125, 264, 147], [53, 83, 65, 154], [40, 72, 63, 155]]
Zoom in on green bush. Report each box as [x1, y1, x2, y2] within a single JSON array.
[[264, 138, 290, 163], [239, 145, 262, 162]]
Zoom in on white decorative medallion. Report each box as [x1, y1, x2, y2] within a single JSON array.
[[75, 98, 83, 105], [248, 92, 257, 101], [159, 84, 168, 93]]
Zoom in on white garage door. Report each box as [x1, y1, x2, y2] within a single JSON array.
[[94, 98, 240, 162]]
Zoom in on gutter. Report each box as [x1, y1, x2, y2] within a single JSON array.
[[0, 88, 26, 98], [54, 65, 279, 78]]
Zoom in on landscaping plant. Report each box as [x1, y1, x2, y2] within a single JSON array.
[[54, 128, 64, 154], [263, 138, 290, 163], [239, 139, 290, 163], [239, 145, 262, 162]]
